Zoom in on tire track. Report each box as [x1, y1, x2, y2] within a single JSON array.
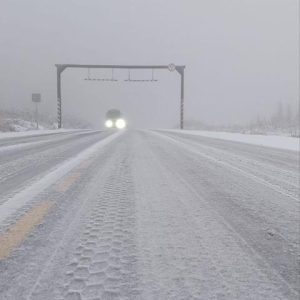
[[26, 133, 139, 300], [0, 131, 113, 204], [133, 131, 297, 299], [142, 130, 299, 297], [153, 131, 299, 202]]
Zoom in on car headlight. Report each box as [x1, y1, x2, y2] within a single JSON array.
[[116, 119, 126, 129], [105, 120, 113, 128]]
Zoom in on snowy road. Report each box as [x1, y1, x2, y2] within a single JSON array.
[[0, 130, 113, 204], [0, 130, 299, 300]]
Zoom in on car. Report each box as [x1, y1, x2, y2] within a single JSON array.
[[105, 109, 126, 129]]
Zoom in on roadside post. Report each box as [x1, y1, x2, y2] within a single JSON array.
[[32, 93, 41, 130]]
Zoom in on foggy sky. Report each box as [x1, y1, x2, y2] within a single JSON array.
[[0, 0, 299, 128]]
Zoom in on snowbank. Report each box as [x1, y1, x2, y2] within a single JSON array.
[[162, 130, 299, 152]]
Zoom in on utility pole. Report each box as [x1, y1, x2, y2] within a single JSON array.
[[35, 101, 39, 130]]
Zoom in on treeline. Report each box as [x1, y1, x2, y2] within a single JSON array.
[[255, 102, 299, 128], [183, 101, 299, 137]]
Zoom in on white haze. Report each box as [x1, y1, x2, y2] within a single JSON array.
[[0, 0, 299, 128]]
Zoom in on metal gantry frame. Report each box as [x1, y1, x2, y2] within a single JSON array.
[[55, 64, 185, 129]]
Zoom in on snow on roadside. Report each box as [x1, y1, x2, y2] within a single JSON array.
[[0, 130, 124, 225], [10, 123, 45, 132], [161, 129, 299, 151], [0, 129, 80, 139]]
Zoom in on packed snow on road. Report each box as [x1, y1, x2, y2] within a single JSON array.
[[0, 129, 298, 300]]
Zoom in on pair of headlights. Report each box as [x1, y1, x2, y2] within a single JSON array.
[[105, 119, 126, 129]]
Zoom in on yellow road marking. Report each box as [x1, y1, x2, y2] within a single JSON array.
[[55, 172, 81, 192], [78, 159, 93, 169], [0, 201, 54, 259]]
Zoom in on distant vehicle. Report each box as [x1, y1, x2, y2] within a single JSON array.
[[105, 109, 126, 129]]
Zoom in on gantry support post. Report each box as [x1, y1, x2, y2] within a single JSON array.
[[176, 66, 185, 129], [57, 68, 61, 128], [56, 65, 66, 129]]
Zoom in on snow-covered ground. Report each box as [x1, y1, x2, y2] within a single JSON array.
[[10, 121, 45, 132], [0, 128, 80, 139], [163, 129, 299, 151]]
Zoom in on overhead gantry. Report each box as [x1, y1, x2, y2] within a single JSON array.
[[55, 64, 185, 129]]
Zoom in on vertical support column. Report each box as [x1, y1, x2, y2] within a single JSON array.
[[180, 69, 184, 130], [176, 66, 185, 130], [57, 67, 62, 129], [36, 102, 39, 130]]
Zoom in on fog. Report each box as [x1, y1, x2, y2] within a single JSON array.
[[0, 0, 299, 128]]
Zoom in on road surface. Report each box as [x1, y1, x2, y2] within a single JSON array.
[[0, 129, 299, 300]]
